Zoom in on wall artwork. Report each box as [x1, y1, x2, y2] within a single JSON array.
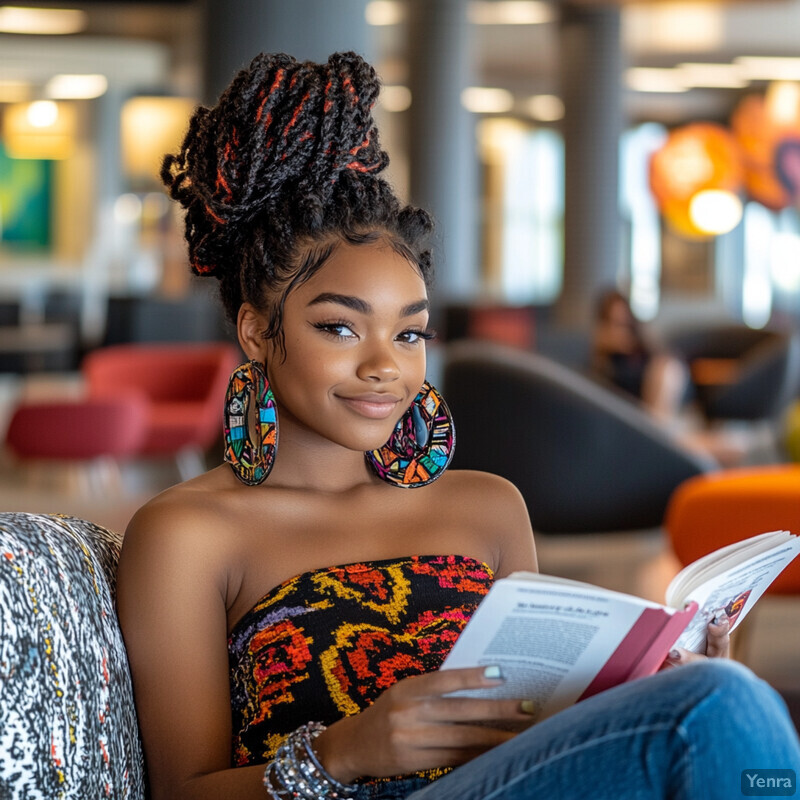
[[0, 142, 52, 249]]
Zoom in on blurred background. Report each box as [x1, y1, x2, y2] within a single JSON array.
[[1, 0, 800, 705]]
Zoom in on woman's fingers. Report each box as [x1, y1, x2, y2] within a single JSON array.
[[399, 665, 507, 698], [397, 720, 517, 752], [664, 646, 705, 666], [388, 667, 535, 727], [705, 616, 731, 658], [319, 666, 530, 782], [664, 617, 732, 668], [417, 696, 537, 724]]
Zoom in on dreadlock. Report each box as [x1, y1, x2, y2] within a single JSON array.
[[161, 51, 434, 336]]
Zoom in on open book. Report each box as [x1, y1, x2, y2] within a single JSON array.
[[441, 530, 800, 723]]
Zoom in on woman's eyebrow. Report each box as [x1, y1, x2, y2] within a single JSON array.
[[307, 292, 371, 314], [307, 294, 429, 317], [401, 299, 430, 317]]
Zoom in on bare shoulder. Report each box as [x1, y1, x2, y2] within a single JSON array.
[[440, 468, 522, 498], [124, 471, 226, 549], [437, 469, 528, 519], [435, 469, 537, 577], [118, 468, 238, 603], [116, 468, 251, 793]]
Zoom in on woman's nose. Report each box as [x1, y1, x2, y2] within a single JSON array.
[[356, 343, 401, 382]]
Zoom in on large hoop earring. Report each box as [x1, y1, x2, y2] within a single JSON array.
[[365, 381, 455, 488], [224, 360, 278, 486]]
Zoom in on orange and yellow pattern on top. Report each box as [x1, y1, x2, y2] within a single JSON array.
[[227, 554, 494, 779]]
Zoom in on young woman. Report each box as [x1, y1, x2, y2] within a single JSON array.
[[590, 289, 687, 421], [116, 52, 800, 800], [589, 289, 750, 465]]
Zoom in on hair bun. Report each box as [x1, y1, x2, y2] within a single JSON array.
[[161, 51, 390, 281]]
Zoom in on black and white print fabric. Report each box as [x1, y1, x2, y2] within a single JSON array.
[[0, 512, 146, 799]]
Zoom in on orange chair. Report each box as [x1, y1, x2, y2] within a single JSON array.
[[82, 343, 240, 478], [664, 465, 800, 595]]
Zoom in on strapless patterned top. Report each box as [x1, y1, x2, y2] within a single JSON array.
[[227, 554, 494, 779]]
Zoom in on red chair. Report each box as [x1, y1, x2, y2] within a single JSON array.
[[5, 397, 148, 494], [6, 398, 147, 460], [82, 343, 240, 478]]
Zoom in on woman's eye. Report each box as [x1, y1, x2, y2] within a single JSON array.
[[397, 329, 435, 345], [314, 322, 357, 339], [330, 324, 355, 337]]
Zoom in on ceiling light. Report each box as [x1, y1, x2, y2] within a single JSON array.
[[468, 1, 553, 25], [478, 118, 526, 162], [365, 1, 404, 26], [689, 189, 743, 236], [766, 82, 800, 126], [736, 57, 800, 82], [524, 94, 564, 122], [121, 96, 197, 182], [142, 191, 170, 222], [113, 193, 142, 225], [3, 101, 77, 159], [461, 87, 514, 114], [45, 74, 108, 100], [677, 63, 749, 89], [0, 79, 30, 103], [623, 3, 722, 53], [0, 5, 86, 34], [27, 100, 58, 128], [628, 63, 749, 94], [379, 85, 411, 112], [626, 68, 689, 94]]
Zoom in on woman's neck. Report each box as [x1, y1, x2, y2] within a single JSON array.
[[264, 414, 379, 494]]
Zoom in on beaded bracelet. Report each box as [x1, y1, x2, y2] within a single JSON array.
[[263, 722, 359, 799]]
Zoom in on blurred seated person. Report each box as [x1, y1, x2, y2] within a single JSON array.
[[590, 289, 687, 422], [590, 289, 749, 466]]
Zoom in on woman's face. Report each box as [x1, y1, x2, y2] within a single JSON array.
[[601, 298, 637, 353], [264, 238, 431, 453]]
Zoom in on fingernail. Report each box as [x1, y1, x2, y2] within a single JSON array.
[[520, 699, 537, 715], [483, 665, 504, 681], [668, 649, 681, 662], [712, 614, 729, 627]]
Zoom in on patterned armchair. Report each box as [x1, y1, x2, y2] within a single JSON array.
[[0, 512, 146, 799]]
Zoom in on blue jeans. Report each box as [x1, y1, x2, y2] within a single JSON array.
[[352, 660, 800, 800]]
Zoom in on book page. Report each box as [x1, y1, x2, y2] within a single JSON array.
[[670, 536, 800, 652], [440, 577, 670, 722], [666, 530, 793, 603]]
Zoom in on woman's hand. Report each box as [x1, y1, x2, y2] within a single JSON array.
[[664, 616, 731, 667], [314, 666, 534, 784]]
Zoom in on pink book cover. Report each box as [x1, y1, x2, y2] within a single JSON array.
[[577, 601, 699, 701]]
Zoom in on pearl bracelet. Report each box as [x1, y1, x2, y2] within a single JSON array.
[[263, 722, 359, 799]]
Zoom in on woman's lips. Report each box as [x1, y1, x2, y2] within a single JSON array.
[[338, 393, 403, 419]]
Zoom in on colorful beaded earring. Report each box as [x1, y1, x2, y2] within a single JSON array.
[[365, 381, 455, 488], [224, 360, 278, 486]]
